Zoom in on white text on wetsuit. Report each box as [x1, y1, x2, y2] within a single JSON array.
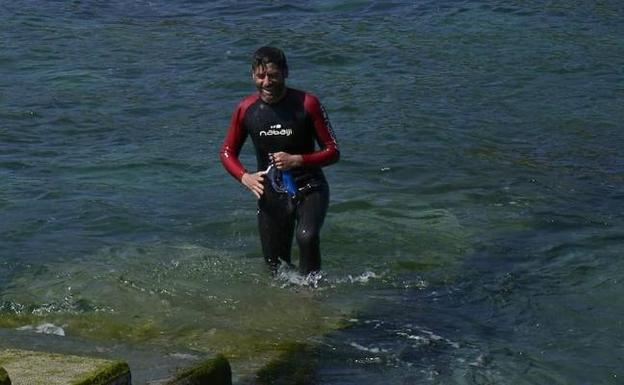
[[260, 123, 292, 136]]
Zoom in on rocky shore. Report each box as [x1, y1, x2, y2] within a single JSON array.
[[0, 343, 318, 385]]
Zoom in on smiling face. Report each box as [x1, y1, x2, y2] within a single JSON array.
[[252, 62, 287, 104]]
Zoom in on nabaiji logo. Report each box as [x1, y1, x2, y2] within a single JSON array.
[[260, 123, 292, 136]]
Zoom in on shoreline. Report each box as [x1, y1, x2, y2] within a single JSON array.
[[0, 326, 327, 385], [0, 344, 318, 385]]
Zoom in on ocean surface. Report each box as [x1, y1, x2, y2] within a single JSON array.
[[1, 1, 623, 383]]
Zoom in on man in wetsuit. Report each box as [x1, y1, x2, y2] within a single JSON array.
[[220, 46, 339, 275]]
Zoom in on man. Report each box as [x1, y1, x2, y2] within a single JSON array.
[[220, 46, 339, 275]]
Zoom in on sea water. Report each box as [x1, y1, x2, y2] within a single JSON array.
[[1, 1, 623, 384]]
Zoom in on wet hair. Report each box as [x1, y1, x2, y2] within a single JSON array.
[[251, 46, 289, 77]]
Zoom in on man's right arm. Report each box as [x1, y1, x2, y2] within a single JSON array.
[[220, 103, 249, 181], [220, 97, 267, 198]]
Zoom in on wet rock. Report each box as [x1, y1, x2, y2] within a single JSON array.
[[165, 354, 231, 385], [0, 367, 10, 385]]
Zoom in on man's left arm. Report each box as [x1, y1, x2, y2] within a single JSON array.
[[272, 94, 339, 171], [301, 94, 340, 167]]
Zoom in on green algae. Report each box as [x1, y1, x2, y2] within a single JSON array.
[[0, 296, 347, 381], [255, 343, 317, 385], [1, 261, 352, 384], [0, 313, 162, 344], [70, 361, 130, 385], [0, 308, 341, 357]]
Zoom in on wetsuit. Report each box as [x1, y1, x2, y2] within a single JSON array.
[[220, 87, 339, 273]]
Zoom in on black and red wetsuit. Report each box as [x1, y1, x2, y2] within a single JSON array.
[[220, 87, 339, 273]]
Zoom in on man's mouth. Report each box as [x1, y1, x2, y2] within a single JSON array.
[[259, 86, 284, 102]]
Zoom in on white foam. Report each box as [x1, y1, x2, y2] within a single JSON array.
[[397, 327, 459, 349], [397, 331, 429, 344], [168, 352, 199, 361], [17, 323, 66, 336], [469, 354, 487, 367], [273, 265, 324, 289], [272, 267, 382, 289], [349, 341, 388, 354], [336, 271, 382, 284]]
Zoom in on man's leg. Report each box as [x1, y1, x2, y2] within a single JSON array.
[[258, 192, 295, 271], [295, 185, 329, 275]]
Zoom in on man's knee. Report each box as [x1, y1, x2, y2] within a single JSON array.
[[296, 229, 319, 248]]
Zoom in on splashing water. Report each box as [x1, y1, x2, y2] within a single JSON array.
[[272, 263, 384, 290]]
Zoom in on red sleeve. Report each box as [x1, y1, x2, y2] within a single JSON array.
[[219, 96, 255, 181], [302, 93, 340, 167]]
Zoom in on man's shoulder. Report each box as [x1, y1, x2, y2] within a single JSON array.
[[287, 88, 320, 107], [287, 87, 315, 98], [236, 92, 261, 110]]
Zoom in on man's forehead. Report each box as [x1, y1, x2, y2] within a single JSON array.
[[254, 63, 282, 73]]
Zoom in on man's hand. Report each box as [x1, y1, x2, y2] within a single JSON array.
[[241, 170, 267, 199], [271, 152, 303, 170]]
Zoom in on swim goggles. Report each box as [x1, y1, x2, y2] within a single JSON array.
[[265, 163, 297, 197]]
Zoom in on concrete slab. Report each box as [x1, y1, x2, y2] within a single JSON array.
[[0, 349, 129, 385]]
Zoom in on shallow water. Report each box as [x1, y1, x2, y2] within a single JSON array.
[[1, 1, 623, 384]]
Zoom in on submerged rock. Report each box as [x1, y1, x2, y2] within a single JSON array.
[[254, 343, 317, 385], [165, 354, 231, 385], [0, 367, 10, 385]]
